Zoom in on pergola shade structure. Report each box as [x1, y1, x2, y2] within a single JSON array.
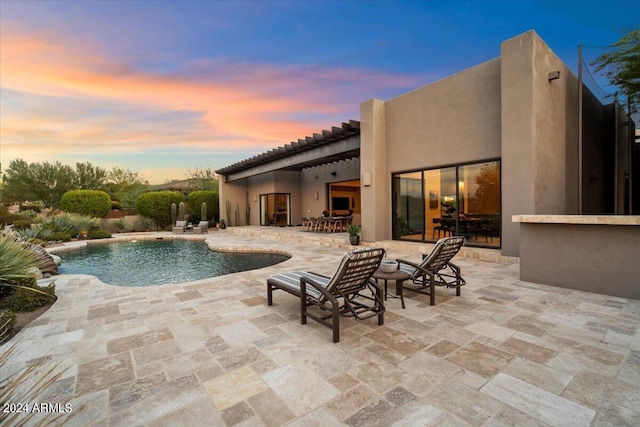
[[216, 121, 360, 182]]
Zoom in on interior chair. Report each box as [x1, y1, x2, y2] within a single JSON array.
[[193, 221, 209, 233], [172, 220, 187, 234], [267, 248, 386, 343], [301, 217, 311, 231], [396, 236, 466, 306]]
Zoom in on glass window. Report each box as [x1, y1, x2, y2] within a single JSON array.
[[260, 193, 290, 226], [457, 161, 500, 247], [393, 172, 423, 240], [392, 160, 500, 248]]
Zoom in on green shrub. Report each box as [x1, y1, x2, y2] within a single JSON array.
[[88, 229, 112, 239], [17, 209, 39, 220], [135, 191, 184, 229], [0, 205, 20, 226], [42, 231, 73, 242], [187, 191, 219, 222], [60, 190, 111, 218], [133, 217, 155, 231], [0, 278, 55, 312], [11, 219, 33, 230]]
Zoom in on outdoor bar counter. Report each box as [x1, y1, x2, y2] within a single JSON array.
[[513, 215, 640, 300]]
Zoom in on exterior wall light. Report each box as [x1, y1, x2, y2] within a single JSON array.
[[548, 70, 560, 81]]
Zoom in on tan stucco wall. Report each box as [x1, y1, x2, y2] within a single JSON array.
[[243, 171, 302, 225], [361, 30, 581, 257], [384, 58, 502, 170], [246, 173, 274, 225], [301, 159, 360, 218], [518, 221, 640, 299], [274, 171, 302, 225], [361, 58, 501, 243], [501, 30, 579, 255], [360, 99, 388, 242], [218, 178, 248, 226]]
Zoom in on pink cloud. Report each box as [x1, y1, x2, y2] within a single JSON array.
[[1, 28, 424, 171]]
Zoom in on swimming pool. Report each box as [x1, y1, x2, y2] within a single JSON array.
[[57, 239, 290, 287]]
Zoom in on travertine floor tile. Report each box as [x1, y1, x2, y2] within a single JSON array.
[[481, 373, 596, 426], [4, 229, 639, 426]]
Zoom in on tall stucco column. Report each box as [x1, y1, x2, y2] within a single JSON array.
[[501, 30, 579, 256], [360, 98, 389, 242]]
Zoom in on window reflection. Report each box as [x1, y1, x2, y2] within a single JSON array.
[[392, 160, 500, 248]]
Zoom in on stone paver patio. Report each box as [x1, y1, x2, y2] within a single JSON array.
[[3, 228, 640, 426]]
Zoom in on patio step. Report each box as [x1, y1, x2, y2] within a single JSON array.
[[222, 226, 519, 265]]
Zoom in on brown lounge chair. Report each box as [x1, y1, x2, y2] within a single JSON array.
[[267, 248, 386, 343], [397, 236, 466, 306]]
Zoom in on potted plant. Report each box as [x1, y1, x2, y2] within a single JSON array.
[[347, 224, 360, 245], [219, 219, 226, 229]]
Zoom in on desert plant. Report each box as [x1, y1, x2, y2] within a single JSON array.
[[235, 202, 240, 226], [42, 214, 76, 234], [171, 202, 177, 225], [0, 310, 16, 340], [201, 202, 207, 221], [15, 226, 41, 242], [133, 217, 156, 232], [44, 231, 73, 242], [88, 229, 112, 239], [16, 209, 39, 220], [0, 277, 55, 312], [347, 224, 360, 236], [111, 218, 128, 233], [178, 201, 186, 221], [60, 189, 111, 218], [66, 214, 101, 239], [0, 234, 38, 287], [225, 200, 232, 225]]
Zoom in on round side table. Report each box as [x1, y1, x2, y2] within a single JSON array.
[[372, 269, 410, 309]]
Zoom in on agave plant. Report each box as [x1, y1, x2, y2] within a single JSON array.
[[0, 234, 38, 287], [65, 214, 101, 239], [1, 230, 58, 278], [15, 225, 41, 242], [40, 214, 76, 233]]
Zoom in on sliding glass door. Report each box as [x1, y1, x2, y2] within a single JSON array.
[[393, 160, 501, 248]]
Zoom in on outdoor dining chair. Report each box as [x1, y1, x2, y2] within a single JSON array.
[[266, 247, 386, 343], [396, 236, 466, 306]]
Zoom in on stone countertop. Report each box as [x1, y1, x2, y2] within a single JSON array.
[[512, 215, 640, 225]]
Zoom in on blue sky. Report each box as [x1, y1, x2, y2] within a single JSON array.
[[1, 0, 638, 183]]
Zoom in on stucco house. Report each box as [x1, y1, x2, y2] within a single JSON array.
[[216, 30, 636, 258]]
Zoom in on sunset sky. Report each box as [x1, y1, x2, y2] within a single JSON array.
[[1, 1, 638, 184]]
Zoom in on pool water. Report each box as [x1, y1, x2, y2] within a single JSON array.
[[58, 239, 289, 287]]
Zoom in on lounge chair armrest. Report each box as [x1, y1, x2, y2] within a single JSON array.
[[396, 258, 420, 269], [307, 271, 331, 279], [397, 258, 432, 276], [300, 276, 337, 303]]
